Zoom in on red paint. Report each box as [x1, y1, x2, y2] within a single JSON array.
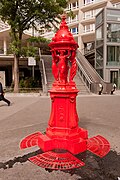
[[20, 15, 110, 170]]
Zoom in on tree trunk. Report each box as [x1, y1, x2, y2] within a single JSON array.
[[13, 54, 19, 93]]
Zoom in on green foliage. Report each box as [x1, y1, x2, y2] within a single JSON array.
[[0, 0, 68, 56], [19, 77, 40, 88], [27, 36, 50, 44], [21, 46, 38, 57], [0, 0, 68, 33], [9, 40, 21, 56], [26, 36, 51, 55], [19, 79, 24, 88], [0, 0, 68, 92], [0, 0, 67, 56], [67, 10, 75, 19]]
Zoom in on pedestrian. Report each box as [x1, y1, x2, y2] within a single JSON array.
[[98, 83, 103, 95], [0, 81, 11, 106], [111, 83, 116, 95]]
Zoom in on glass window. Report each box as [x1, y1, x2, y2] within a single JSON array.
[[72, 2, 76, 8], [71, 27, 78, 34], [96, 10, 104, 27], [84, 0, 94, 5], [107, 9, 120, 21], [107, 23, 120, 43], [83, 24, 94, 33], [96, 46, 103, 68], [83, 10, 94, 19], [96, 25, 104, 46], [72, 1, 78, 9], [86, 24, 90, 32], [107, 46, 120, 66]]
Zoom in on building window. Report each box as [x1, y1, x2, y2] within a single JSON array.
[[67, 1, 78, 10], [107, 46, 120, 66], [107, 9, 120, 21], [83, 10, 94, 19], [70, 27, 78, 34], [96, 25, 103, 46], [83, 24, 95, 33], [85, 24, 90, 32], [96, 46, 103, 68], [84, 0, 94, 5], [96, 10, 104, 27], [67, 14, 78, 24], [107, 24, 120, 43], [72, 1, 78, 9]]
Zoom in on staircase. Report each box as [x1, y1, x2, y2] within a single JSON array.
[[77, 50, 112, 94], [39, 55, 90, 95]]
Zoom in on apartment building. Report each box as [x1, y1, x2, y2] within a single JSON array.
[[95, 5, 120, 86], [65, 0, 120, 87], [65, 0, 119, 50]]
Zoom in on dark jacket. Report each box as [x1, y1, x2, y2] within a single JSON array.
[[0, 82, 4, 94]]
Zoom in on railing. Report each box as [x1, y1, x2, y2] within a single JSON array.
[[76, 58, 92, 92], [77, 50, 112, 94], [39, 49, 48, 95]]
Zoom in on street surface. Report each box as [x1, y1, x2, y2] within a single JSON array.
[[0, 92, 120, 179]]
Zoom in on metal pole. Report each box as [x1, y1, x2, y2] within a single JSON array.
[[32, 66, 34, 79]]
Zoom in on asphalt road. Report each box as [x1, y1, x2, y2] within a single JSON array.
[[0, 93, 120, 179]]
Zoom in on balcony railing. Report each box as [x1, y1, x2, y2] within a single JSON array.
[[83, 15, 94, 20], [67, 18, 79, 24], [83, 28, 95, 33], [65, 5, 79, 11]]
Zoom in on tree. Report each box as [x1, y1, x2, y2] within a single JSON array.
[[0, 0, 68, 92]]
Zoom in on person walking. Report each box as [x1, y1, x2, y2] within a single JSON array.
[[0, 81, 11, 106]]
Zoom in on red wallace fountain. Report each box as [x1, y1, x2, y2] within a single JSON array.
[[20, 16, 110, 170]]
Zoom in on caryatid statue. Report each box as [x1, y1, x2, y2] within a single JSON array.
[[51, 48, 77, 83]]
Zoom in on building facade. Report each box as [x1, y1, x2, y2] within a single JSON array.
[[65, 0, 120, 87], [41, 0, 120, 52], [95, 7, 120, 87]]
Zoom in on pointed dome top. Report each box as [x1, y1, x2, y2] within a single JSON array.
[[51, 15, 77, 44]]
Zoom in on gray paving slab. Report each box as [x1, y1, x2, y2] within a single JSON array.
[[0, 93, 120, 179]]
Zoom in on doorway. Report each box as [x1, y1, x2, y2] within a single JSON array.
[[110, 70, 118, 86]]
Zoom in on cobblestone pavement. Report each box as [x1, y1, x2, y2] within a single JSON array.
[[0, 92, 120, 180]]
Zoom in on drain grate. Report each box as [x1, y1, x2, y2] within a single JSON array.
[[87, 135, 110, 157], [29, 150, 85, 170], [20, 132, 42, 149]]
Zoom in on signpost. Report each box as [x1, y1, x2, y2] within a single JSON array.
[[28, 57, 36, 79]]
